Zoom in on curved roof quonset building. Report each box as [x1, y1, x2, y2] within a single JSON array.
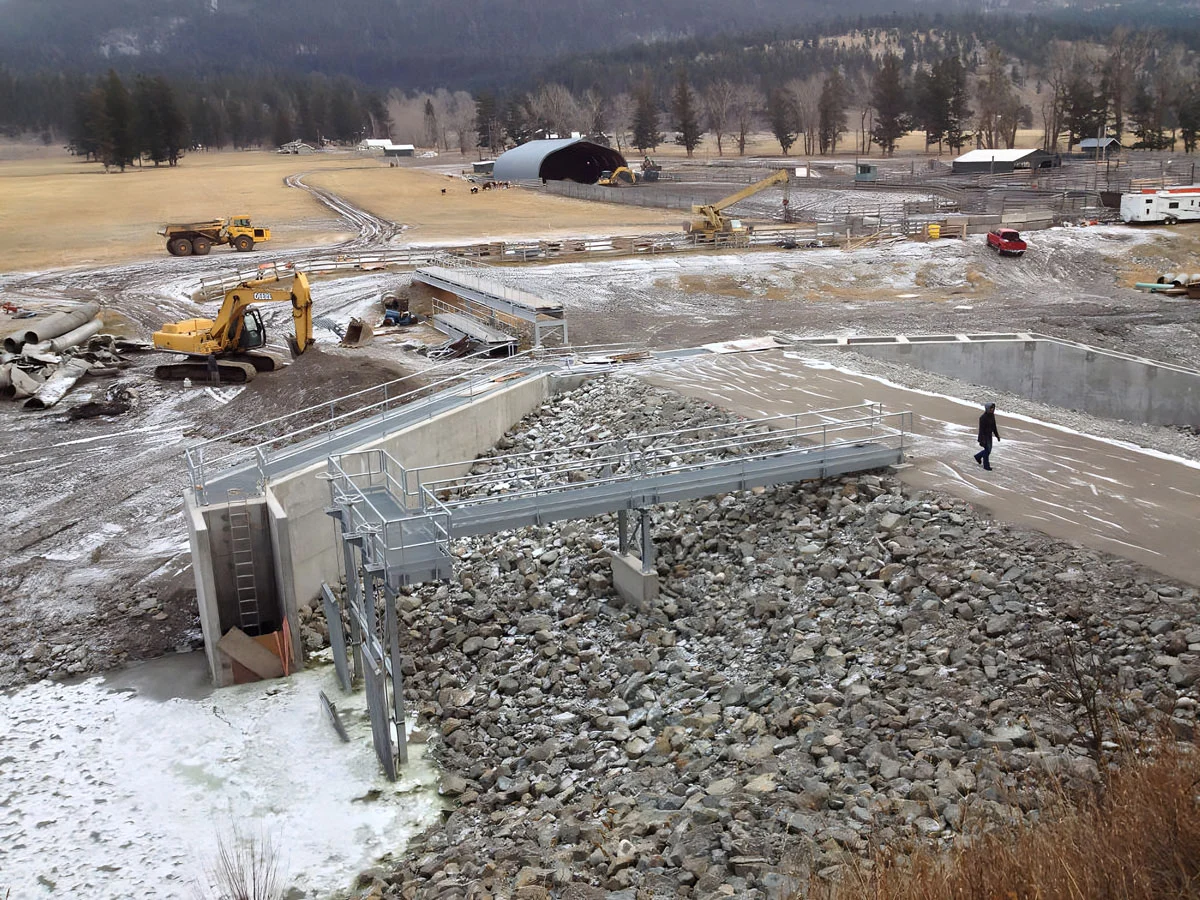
[[493, 138, 627, 184]]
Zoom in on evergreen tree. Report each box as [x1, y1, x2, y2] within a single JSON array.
[[672, 69, 702, 157], [1128, 79, 1171, 150], [133, 75, 167, 165], [101, 70, 135, 171], [503, 97, 533, 145], [69, 87, 107, 160], [631, 82, 663, 151], [152, 77, 186, 164], [911, 66, 944, 150], [1179, 86, 1200, 154], [423, 97, 439, 149], [817, 69, 846, 154], [475, 91, 504, 153], [272, 107, 294, 148], [1062, 71, 1108, 149], [766, 88, 797, 155], [871, 54, 910, 157], [941, 56, 972, 152]]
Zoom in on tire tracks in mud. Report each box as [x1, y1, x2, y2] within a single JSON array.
[[284, 171, 402, 248]]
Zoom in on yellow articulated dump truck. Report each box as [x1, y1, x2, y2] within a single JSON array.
[[158, 216, 271, 256]]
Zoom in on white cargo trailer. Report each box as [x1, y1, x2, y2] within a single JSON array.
[[1121, 186, 1200, 224]]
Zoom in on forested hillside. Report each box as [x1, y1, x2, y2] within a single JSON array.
[[2, 1, 1200, 164]]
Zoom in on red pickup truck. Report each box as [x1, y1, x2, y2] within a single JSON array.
[[986, 228, 1027, 256]]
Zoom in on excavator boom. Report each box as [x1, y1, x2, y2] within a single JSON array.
[[152, 269, 314, 382], [687, 169, 791, 238]]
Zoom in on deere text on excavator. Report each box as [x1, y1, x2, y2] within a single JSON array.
[[152, 270, 314, 383], [685, 169, 790, 241]]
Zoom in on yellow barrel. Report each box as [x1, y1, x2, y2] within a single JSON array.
[[928, 224, 941, 240]]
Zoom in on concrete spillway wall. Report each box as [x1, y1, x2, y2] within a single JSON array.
[[188, 371, 584, 685], [832, 334, 1200, 429]]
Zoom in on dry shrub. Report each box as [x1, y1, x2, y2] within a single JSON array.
[[193, 825, 288, 900], [812, 737, 1200, 900]]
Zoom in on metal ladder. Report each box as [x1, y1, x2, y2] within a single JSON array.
[[226, 489, 260, 634]]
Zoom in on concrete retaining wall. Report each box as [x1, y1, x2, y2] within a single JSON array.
[[848, 338, 1200, 428], [187, 370, 594, 685], [266, 372, 559, 608]]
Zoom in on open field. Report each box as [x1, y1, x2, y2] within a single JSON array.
[[305, 164, 680, 242], [0, 150, 365, 273], [613, 127, 1056, 161]]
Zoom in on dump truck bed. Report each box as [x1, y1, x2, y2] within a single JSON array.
[[158, 220, 225, 236]]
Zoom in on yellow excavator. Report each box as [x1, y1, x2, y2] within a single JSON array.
[[685, 169, 791, 241], [152, 270, 314, 383], [598, 166, 638, 186]]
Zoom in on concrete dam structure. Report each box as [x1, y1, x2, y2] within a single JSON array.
[[807, 332, 1200, 430]]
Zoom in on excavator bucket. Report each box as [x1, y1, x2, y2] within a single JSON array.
[[342, 317, 374, 347]]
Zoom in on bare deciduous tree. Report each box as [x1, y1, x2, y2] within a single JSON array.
[[529, 83, 580, 138], [787, 76, 823, 156], [448, 90, 477, 155], [580, 88, 610, 142], [703, 79, 736, 156], [729, 83, 761, 156], [608, 91, 634, 151]]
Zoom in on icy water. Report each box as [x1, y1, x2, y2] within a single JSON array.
[[0, 652, 441, 899]]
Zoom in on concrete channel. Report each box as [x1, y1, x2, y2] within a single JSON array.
[[641, 344, 1200, 586]]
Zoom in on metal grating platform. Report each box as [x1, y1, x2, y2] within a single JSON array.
[[325, 404, 910, 586]]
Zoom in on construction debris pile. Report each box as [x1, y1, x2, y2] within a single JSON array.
[[1135, 272, 1200, 298], [0, 302, 132, 411]]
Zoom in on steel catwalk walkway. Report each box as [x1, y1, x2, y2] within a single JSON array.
[[325, 405, 910, 586]]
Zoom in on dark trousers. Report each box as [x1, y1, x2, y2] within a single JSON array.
[[974, 442, 993, 469]]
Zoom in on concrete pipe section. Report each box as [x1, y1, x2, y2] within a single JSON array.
[[2, 301, 101, 354]]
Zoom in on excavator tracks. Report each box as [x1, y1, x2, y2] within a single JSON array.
[[154, 353, 279, 384]]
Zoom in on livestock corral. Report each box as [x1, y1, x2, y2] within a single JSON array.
[[2, 143, 1200, 899]]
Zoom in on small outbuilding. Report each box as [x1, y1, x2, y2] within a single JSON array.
[[1078, 137, 1122, 156], [952, 148, 1058, 175], [493, 138, 627, 185], [854, 162, 879, 183]]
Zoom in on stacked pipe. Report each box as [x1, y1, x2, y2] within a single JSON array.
[[2, 302, 101, 354], [1, 302, 109, 408]]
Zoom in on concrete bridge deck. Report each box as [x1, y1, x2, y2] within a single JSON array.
[[640, 349, 1200, 586]]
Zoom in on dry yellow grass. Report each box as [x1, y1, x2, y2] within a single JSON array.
[[0, 150, 367, 273], [813, 737, 1200, 900], [305, 164, 679, 242], [649, 128, 1055, 160]]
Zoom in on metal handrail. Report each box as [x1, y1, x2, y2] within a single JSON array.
[[326, 405, 910, 572], [409, 402, 885, 487], [422, 412, 908, 512]]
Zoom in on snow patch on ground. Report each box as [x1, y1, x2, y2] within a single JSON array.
[[0, 655, 441, 899]]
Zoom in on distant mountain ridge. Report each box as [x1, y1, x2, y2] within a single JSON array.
[[0, 0, 1197, 89]]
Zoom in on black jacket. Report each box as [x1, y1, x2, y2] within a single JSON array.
[[978, 410, 1000, 447]]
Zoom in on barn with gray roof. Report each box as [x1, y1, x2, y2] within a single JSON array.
[[493, 138, 626, 184]]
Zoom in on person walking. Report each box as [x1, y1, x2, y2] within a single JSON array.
[[974, 402, 1001, 470]]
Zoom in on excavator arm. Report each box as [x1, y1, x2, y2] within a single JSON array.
[[152, 269, 314, 383]]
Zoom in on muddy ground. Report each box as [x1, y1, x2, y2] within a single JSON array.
[[1, 172, 1198, 688]]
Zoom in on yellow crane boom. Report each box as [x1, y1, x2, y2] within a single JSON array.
[[686, 169, 791, 239]]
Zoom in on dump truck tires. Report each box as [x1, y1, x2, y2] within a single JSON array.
[[233, 235, 254, 252], [168, 238, 193, 256], [192, 237, 212, 255]]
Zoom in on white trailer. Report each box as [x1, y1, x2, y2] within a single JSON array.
[[1121, 186, 1200, 224]]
